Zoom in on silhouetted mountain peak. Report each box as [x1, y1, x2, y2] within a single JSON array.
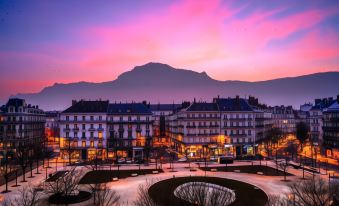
[[11, 62, 339, 110], [116, 62, 214, 85]]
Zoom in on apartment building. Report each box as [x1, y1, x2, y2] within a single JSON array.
[[323, 96, 339, 159], [59, 100, 109, 161], [107, 103, 153, 160], [0, 98, 45, 159], [269, 105, 296, 135], [169, 96, 273, 158], [149, 103, 181, 146]]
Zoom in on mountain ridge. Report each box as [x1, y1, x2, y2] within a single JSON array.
[[11, 62, 339, 110]]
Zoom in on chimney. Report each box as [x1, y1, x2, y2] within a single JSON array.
[[72, 100, 77, 106]]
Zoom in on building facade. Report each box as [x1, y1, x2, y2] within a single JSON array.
[[269, 106, 296, 135], [0, 98, 45, 159], [107, 103, 153, 160], [323, 96, 339, 159], [150, 103, 181, 147], [169, 96, 273, 158], [59, 100, 109, 161], [59, 100, 154, 161]]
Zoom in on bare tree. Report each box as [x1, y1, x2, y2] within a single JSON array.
[[284, 141, 298, 160], [268, 177, 339, 206], [16, 144, 29, 182], [13, 185, 41, 206], [174, 181, 235, 206], [289, 177, 339, 206], [45, 167, 84, 199], [0, 199, 12, 206], [267, 194, 292, 206], [295, 122, 309, 151], [92, 184, 120, 206], [133, 180, 158, 206], [277, 159, 289, 181], [0, 152, 15, 193]]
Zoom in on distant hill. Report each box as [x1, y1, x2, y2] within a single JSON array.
[[13, 62, 339, 110]]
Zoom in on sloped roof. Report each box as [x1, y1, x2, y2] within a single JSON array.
[[324, 101, 339, 113], [62, 100, 109, 113], [215, 98, 253, 111], [186, 102, 219, 111], [108, 103, 152, 115], [149, 104, 181, 111], [6, 98, 25, 108]]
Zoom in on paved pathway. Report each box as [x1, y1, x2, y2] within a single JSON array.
[[0, 160, 334, 205]]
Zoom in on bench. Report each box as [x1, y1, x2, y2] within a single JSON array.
[[152, 171, 159, 174], [234, 170, 241, 173], [112, 177, 118, 181], [131, 173, 138, 177], [257, 172, 264, 175], [210, 168, 217, 172]]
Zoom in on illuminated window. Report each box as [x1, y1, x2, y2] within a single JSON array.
[[98, 131, 103, 139], [90, 141, 94, 147], [82, 141, 86, 147]]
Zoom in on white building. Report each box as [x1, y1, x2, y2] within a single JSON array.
[[0, 98, 45, 159], [169, 96, 273, 158], [107, 103, 153, 160], [59, 100, 109, 161]]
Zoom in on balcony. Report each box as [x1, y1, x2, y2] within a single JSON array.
[[63, 128, 71, 132], [88, 128, 96, 131], [72, 128, 79, 132], [97, 128, 104, 131]]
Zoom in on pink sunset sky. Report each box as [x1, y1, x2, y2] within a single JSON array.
[[0, 0, 339, 102]]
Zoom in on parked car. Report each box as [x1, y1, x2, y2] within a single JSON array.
[[117, 158, 126, 164]]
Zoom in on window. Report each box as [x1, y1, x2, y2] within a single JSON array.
[[90, 124, 94, 129], [66, 124, 69, 129], [90, 132, 94, 138], [128, 116, 131, 121], [74, 116, 77, 121], [90, 141, 94, 147], [66, 132, 69, 138], [82, 132, 86, 139], [82, 116, 86, 121], [82, 141, 86, 147], [66, 116, 69, 121], [82, 124, 86, 130], [99, 124, 102, 129], [74, 132, 78, 138], [90, 116, 94, 121], [98, 131, 103, 139], [99, 116, 102, 121]]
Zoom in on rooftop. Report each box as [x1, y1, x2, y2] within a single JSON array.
[[108, 103, 152, 115], [62, 100, 109, 113]]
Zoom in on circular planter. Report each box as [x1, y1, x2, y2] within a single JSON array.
[[149, 176, 268, 206]]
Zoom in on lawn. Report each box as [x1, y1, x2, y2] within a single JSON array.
[[79, 169, 163, 184], [148, 176, 268, 206], [200, 165, 294, 176]]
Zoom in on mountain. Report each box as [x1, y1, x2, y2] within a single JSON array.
[[13, 62, 339, 110]]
